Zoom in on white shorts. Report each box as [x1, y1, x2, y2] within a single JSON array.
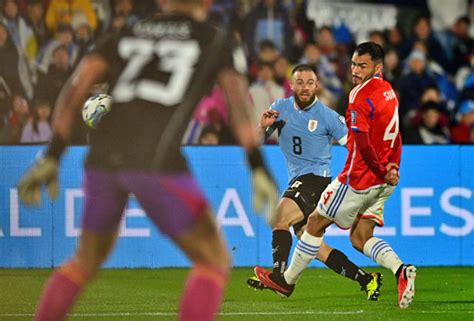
[[317, 179, 395, 229]]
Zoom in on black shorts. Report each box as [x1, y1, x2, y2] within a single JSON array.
[[282, 174, 331, 234]]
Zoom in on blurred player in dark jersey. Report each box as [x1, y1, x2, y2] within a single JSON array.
[[249, 64, 382, 300], [256, 42, 417, 309], [17, 1, 277, 320]]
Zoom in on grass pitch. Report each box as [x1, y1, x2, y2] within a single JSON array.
[[1, 267, 473, 321]]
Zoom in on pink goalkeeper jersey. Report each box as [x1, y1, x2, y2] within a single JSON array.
[[338, 74, 402, 191]]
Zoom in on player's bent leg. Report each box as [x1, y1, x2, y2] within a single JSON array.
[[317, 242, 382, 300], [283, 212, 331, 286], [352, 218, 416, 308], [271, 198, 304, 275], [34, 229, 119, 321], [248, 198, 305, 291], [351, 218, 403, 275], [174, 208, 231, 321]]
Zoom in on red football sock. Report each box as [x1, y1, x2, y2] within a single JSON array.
[[34, 261, 89, 321], [179, 265, 228, 321]]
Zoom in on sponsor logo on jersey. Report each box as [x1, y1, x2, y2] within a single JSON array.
[[351, 110, 357, 124], [308, 119, 318, 132]]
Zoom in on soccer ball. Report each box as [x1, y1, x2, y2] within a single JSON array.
[[82, 94, 112, 128]]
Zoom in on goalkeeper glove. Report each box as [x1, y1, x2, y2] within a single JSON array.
[[17, 135, 66, 206], [247, 148, 278, 225]]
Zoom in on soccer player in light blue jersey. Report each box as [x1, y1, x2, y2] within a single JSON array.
[[248, 64, 382, 300]]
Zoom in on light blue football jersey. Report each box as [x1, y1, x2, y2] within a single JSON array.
[[269, 96, 347, 182]]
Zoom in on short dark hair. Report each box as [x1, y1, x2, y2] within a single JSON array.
[[354, 42, 385, 64], [291, 64, 317, 76]]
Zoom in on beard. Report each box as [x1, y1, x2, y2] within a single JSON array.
[[294, 92, 317, 109]]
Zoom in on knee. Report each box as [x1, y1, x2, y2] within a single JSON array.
[[305, 212, 324, 236]]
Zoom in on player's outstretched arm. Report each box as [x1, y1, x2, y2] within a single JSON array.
[[218, 69, 278, 221], [51, 54, 109, 141], [17, 54, 108, 206]]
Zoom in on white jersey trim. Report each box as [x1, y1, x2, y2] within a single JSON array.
[[349, 78, 374, 104]]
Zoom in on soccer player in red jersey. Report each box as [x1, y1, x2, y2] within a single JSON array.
[[16, 1, 277, 320], [255, 42, 417, 309]]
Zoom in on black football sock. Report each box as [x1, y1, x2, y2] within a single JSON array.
[[272, 230, 292, 276], [325, 249, 372, 287]]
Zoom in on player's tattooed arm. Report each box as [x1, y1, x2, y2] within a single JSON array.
[[218, 68, 261, 151]]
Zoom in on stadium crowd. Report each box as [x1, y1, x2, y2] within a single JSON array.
[[0, 0, 473, 145]]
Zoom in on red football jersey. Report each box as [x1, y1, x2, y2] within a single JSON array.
[[338, 74, 401, 190]]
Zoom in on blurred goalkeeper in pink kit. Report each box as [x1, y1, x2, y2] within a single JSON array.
[[17, 0, 277, 320]]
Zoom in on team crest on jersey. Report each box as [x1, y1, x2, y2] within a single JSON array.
[[351, 111, 357, 124], [308, 119, 318, 132]]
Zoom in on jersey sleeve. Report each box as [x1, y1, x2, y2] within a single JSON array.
[[350, 95, 374, 133], [269, 99, 282, 113], [218, 31, 247, 74], [89, 30, 121, 61], [327, 109, 348, 141]]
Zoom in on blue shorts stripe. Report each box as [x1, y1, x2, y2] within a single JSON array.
[[326, 184, 344, 216], [329, 184, 348, 217]]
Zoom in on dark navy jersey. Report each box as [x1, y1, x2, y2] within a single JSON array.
[[85, 14, 241, 171]]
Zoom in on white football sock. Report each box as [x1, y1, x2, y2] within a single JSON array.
[[363, 237, 403, 274], [284, 231, 322, 284]]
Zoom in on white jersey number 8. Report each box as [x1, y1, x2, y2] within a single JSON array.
[[112, 37, 200, 106]]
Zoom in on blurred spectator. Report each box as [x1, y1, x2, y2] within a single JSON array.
[[208, 0, 239, 28], [248, 40, 280, 81], [90, 0, 111, 33], [244, 0, 294, 61], [73, 17, 94, 61], [300, 42, 342, 105], [314, 26, 351, 83], [25, 0, 49, 48], [35, 45, 73, 107], [20, 99, 52, 143], [0, 92, 30, 144], [0, 22, 22, 93], [193, 85, 229, 126], [368, 30, 386, 48], [403, 101, 451, 144], [0, 77, 12, 131], [203, 109, 234, 145], [385, 25, 406, 58], [383, 46, 402, 84], [427, 0, 469, 32], [37, 23, 78, 73], [396, 49, 438, 122], [1, 0, 37, 62], [451, 100, 474, 144], [401, 15, 450, 73], [249, 62, 285, 124], [46, 0, 98, 33], [109, 0, 139, 31], [197, 125, 220, 145], [273, 55, 292, 97], [438, 16, 473, 75], [412, 40, 459, 112]]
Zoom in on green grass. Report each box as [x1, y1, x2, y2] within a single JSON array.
[[1, 267, 473, 321]]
